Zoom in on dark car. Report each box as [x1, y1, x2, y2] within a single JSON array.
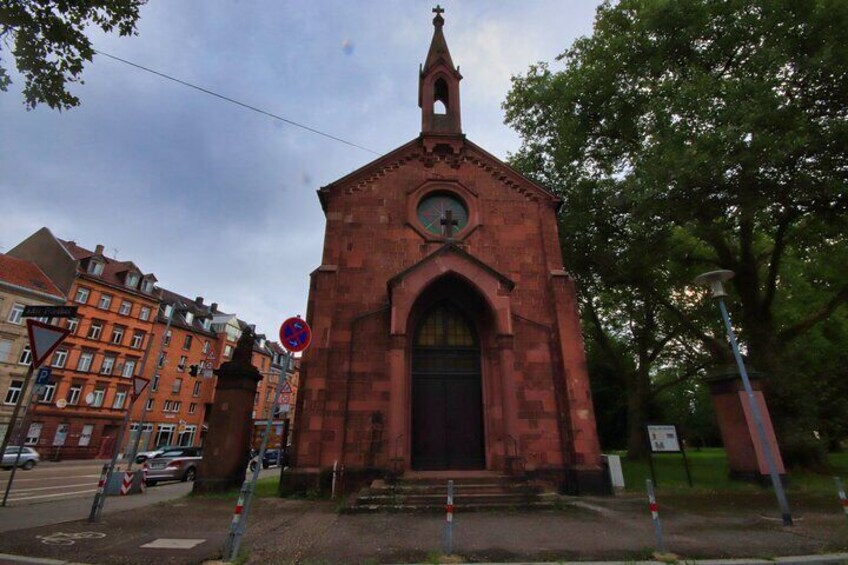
[[144, 447, 202, 486], [262, 449, 280, 468]]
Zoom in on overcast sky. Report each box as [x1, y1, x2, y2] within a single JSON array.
[[1, 1, 598, 339]]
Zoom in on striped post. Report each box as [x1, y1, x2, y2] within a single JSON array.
[[223, 481, 251, 561], [836, 477, 848, 522], [87, 464, 110, 522], [646, 479, 666, 553], [140, 464, 148, 493], [444, 479, 455, 555]]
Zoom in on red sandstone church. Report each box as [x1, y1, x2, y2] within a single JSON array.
[[289, 8, 605, 493]]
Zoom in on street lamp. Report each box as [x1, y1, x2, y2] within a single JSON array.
[[694, 270, 793, 526]]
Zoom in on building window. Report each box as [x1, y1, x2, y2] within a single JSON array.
[[188, 402, 197, 415], [19, 346, 32, 366], [141, 279, 154, 293], [177, 356, 187, 372], [183, 335, 193, 350], [4, 380, 23, 405], [178, 425, 196, 447], [111, 325, 125, 345], [224, 345, 233, 358], [78, 424, 94, 446], [201, 318, 211, 331], [163, 330, 172, 346], [152, 374, 159, 391], [119, 301, 132, 316], [139, 306, 151, 321], [184, 312, 194, 325], [77, 351, 94, 372], [192, 381, 201, 397], [163, 400, 172, 412], [74, 287, 90, 304], [157, 352, 166, 368], [88, 260, 104, 275], [126, 273, 140, 289], [145, 399, 154, 411], [39, 382, 56, 404], [98, 294, 112, 311], [0, 338, 12, 362], [122, 359, 136, 378], [67, 318, 79, 334], [91, 387, 105, 407], [130, 331, 144, 349], [113, 390, 127, 409], [51, 349, 68, 368], [100, 355, 116, 375], [162, 304, 174, 319], [172, 378, 182, 393], [202, 340, 210, 354], [7, 304, 25, 325], [163, 400, 181, 413], [67, 385, 82, 405], [155, 424, 174, 446], [25, 423, 43, 445], [87, 320, 103, 340]]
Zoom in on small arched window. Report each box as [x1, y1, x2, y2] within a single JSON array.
[[433, 78, 449, 114]]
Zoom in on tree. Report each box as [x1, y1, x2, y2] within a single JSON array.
[[505, 0, 848, 463], [0, 1, 146, 110]]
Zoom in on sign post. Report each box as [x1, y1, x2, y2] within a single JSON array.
[[646, 424, 692, 487], [225, 316, 310, 562], [0, 320, 70, 506]]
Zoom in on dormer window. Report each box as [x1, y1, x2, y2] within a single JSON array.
[[163, 304, 174, 319], [201, 318, 211, 331], [184, 312, 194, 325], [126, 273, 140, 289], [88, 260, 104, 276], [140, 278, 154, 293]]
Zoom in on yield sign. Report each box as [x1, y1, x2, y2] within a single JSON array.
[[26, 320, 70, 368], [132, 376, 150, 400]]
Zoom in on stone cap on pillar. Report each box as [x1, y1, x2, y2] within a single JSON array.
[[703, 365, 765, 393]]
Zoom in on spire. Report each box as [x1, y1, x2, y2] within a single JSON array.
[[419, 5, 462, 135]]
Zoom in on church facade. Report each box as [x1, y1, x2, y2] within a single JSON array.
[[289, 9, 604, 493]]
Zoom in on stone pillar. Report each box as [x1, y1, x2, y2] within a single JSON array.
[[706, 368, 787, 482], [193, 328, 262, 494]]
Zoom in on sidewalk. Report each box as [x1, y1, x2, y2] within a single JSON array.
[[0, 489, 845, 564]]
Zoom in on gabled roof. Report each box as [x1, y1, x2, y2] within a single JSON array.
[[387, 242, 514, 291], [0, 254, 64, 300], [157, 287, 218, 337], [316, 136, 560, 213], [58, 239, 158, 297]]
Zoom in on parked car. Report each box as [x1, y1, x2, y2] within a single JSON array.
[[2, 446, 40, 470], [143, 447, 202, 486], [135, 445, 180, 464]]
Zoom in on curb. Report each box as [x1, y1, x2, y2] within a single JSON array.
[[393, 556, 848, 565], [0, 553, 92, 565]]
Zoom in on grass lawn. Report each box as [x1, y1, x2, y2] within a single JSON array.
[[615, 448, 848, 509]]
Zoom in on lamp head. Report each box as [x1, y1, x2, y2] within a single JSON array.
[[694, 270, 734, 299]]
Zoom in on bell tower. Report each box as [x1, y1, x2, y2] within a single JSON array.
[[419, 5, 462, 135]]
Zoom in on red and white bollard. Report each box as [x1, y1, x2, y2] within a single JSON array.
[[646, 479, 666, 553], [836, 477, 848, 521], [140, 464, 148, 493], [223, 481, 251, 561], [444, 479, 455, 555], [87, 463, 110, 523]]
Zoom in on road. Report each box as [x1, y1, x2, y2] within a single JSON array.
[[0, 459, 281, 532]]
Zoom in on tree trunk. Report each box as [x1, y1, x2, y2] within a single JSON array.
[[626, 369, 651, 459]]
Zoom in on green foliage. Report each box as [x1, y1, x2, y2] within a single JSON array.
[[505, 0, 848, 463], [0, 0, 146, 109]]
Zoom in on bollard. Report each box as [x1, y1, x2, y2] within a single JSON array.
[[87, 464, 110, 523], [223, 481, 251, 561], [331, 460, 338, 499], [444, 479, 455, 555], [836, 477, 848, 522], [646, 479, 666, 553]]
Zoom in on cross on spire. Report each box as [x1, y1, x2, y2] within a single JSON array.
[[441, 209, 458, 240], [433, 5, 445, 16]]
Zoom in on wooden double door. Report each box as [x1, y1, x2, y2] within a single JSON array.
[[411, 302, 485, 470]]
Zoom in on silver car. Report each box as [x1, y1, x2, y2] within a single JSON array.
[[2, 446, 40, 470], [144, 447, 202, 485]]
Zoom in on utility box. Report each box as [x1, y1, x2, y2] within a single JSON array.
[[602, 454, 625, 492]]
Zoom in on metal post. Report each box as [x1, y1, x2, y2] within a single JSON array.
[[223, 480, 250, 561], [127, 306, 180, 471], [227, 351, 291, 562], [835, 477, 848, 522], [717, 298, 793, 526], [2, 366, 42, 507], [331, 460, 338, 499], [646, 479, 666, 553], [88, 464, 110, 522], [0, 364, 36, 504], [444, 479, 454, 555]]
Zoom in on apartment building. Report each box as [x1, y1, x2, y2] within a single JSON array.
[[9, 229, 160, 458], [0, 254, 66, 444]]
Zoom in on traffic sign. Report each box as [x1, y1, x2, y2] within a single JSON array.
[[279, 317, 312, 353], [22, 305, 78, 318], [35, 367, 52, 386], [203, 360, 214, 370], [206, 350, 216, 360], [26, 320, 70, 368], [132, 376, 150, 400]]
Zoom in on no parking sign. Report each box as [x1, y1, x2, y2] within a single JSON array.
[[279, 317, 311, 353]]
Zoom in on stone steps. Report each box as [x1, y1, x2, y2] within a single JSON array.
[[347, 473, 558, 513]]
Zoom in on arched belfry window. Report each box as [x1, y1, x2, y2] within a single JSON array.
[[433, 78, 449, 115]]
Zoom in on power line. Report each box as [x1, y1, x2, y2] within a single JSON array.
[[94, 50, 383, 156]]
